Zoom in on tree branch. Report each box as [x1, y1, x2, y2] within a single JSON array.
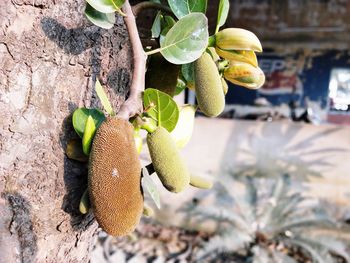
[[117, 0, 147, 120], [132, 2, 172, 17]]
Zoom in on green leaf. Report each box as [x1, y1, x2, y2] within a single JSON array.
[[85, 3, 116, 29], [159, 13, 209, 65], [151, 12, 162, 38], [143, 88, 179, 132], [175, 78, 186, 95], [82, 115, 97, 155], [95, 79, 115, 116], [72, 108, 105, 138], [168, 0, 207, 19], [159, 16, 176, 45], [161, 15, 176, 28], [216, 0, 229, 33], [142, 168, 161, 209], [86, 0, 125, 16], [182, 62, 194, 83]]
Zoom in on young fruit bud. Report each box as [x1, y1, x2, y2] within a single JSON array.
[[143, 205, 154, 217], [224, 61, 265, 89], [215, 49, 258, 67], [79, 189, 90, 214], [216, 28, 263, 52], [194, 52, 225, 117], [190, 175, 213, 189], [147, 127, 190, 193], [89, 117, 143, 236]]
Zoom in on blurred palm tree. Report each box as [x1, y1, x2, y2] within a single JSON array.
[[181, 175, 350, 263], [221, 123, 348, 181]]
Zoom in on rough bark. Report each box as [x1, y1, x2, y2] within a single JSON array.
[[0, 0, 132, 262]]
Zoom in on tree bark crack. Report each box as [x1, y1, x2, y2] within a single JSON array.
[[0, 41, 15, 61]]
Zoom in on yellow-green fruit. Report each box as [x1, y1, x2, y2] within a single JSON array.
[[147, 127, 190, 193], [79, 189, 90, 214], [88, 117, 143, 236], [194, 52, 225, 117], [190, 175, 213, 189]]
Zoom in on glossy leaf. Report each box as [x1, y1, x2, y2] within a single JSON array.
[[142, 168, 161, 209], [216, 0, 229, 33], [72, 108, 105, 138], [85, 3, 116, 29], [86, 0, 125, 15], [66, 139, 89, 162], [182, 62, 195, 83], [151, 12, 162, 38], [82, 115, 97, 155], [159, 13, 209, 65], [143, 88, 179, 132], [175, 78, 186, 95], [171, 104, 196, 148], [159, 16, 177, 45], [168, 0, 207, 19], [95, 79, 115, 116]]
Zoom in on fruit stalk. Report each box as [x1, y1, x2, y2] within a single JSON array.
[[117, 0, 147, 120]]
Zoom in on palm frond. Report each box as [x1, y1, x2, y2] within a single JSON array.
[[289, 236, 336, 263], [196, 229, 251, 261], [192, 206, 252, 233]]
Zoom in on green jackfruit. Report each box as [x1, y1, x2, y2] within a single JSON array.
[[147, 127, 190, 193], [194, 52, 225, 117], [88, 117, 143, 236], [190, 175, 213, 189]]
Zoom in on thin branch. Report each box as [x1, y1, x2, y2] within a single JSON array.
[[117, 0, 147, 120], [132, 2, 172, 17]]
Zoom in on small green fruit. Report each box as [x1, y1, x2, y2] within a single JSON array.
[[147, 127, 190, 193], [194, 52, 225, 117], [79, 189, 90, 214], [190, 175, 213, 189]]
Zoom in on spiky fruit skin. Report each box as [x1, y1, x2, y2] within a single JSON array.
[[88, 117, 143, 236], [194, 52, 225, 117], [147, 127, 190, 193]]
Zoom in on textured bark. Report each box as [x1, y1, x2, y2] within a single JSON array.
[[0, 0, 132, 262]]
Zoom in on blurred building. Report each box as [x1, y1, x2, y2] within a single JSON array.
[[219, 0, 350, 124]]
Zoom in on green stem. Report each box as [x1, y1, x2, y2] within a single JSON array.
[[140, 118, 157, 133], [208, 35, 216, 47], [145, 48, 162, 56], [218, 60, 229, 72]]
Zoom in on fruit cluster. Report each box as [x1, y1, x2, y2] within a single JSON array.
[[194, 28, 265, 117]]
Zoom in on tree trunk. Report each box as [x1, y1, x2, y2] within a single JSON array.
[[0, 0, 132, 261]]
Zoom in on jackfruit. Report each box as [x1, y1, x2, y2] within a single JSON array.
[[190, 175, 213, 189], [147, 127, 190, 193], [194, 52, 225, 117], [88, 117, 143, 236]]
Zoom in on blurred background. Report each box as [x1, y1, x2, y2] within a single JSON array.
[[93, 1, 350, 262]]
